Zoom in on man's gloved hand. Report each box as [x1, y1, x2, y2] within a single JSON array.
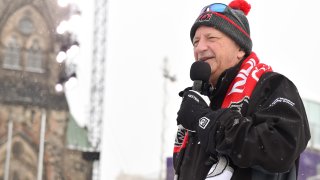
[[177, 89, 243, 152], [177, 90, 211, 131]]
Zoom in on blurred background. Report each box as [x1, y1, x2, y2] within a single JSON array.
[[0, 0, 319, 180]]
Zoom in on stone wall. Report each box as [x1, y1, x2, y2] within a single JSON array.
[[0, 104, 92, 180], [0, 0, 93, 179]]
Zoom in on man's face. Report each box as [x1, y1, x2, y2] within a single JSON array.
[[192, 26, 245, 86]]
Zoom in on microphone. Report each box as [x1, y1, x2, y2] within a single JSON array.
[[190, 61, 211, 93]]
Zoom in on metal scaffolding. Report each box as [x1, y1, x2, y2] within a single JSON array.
[[89, 0, 108, 179]]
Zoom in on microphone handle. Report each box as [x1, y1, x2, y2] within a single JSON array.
[[192, 80, 203, 92]]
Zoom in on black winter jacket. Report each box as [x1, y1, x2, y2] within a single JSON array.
[[173, 61, 311, 180]]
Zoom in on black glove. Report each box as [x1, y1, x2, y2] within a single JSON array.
[[177, 90, 211, 131]]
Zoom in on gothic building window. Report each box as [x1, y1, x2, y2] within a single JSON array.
[[18, 16, 34, 36], [3, 35, 21, 70], [26, 39, 44, 73]]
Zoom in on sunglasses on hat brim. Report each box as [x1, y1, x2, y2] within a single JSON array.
[[200, 3, 247, 32]]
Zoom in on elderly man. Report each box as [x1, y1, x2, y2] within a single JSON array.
[[173, 0, 311, 179]]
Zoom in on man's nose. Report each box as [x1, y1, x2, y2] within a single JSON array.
[[194, 38, 208, 53]]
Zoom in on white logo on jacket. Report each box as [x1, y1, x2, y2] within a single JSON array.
[[270, 97, 295, 107]]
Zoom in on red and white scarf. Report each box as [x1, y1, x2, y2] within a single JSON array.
[[222, 52, 272, 108]]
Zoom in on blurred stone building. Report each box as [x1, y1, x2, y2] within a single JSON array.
[[0, 0, 93, 179]]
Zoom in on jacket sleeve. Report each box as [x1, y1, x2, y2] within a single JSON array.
[[197, 72, 311, 173]]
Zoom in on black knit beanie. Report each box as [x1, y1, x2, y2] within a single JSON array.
[[190, 0, 252, 55]]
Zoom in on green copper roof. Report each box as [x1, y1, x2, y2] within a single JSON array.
[[66, 114, 92, 151]]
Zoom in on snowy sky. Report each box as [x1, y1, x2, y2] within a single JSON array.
[[64, 0, 320, 179]]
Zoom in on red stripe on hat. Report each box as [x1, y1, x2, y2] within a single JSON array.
[[213, 12, 251, 39]]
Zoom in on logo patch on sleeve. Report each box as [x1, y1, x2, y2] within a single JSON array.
[[199, 117, 210, 129]]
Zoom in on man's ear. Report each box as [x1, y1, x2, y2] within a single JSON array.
[[237, 49, 246, 60]]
